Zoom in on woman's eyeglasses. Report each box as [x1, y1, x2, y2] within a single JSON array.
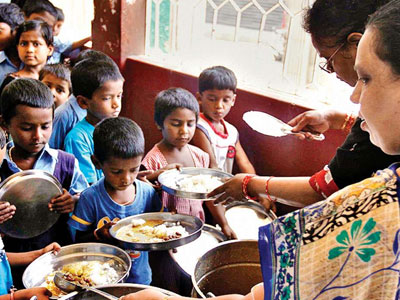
[[319, 43, 345, 74]]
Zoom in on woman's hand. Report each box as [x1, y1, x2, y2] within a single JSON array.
[[48, 189, 75, 214], [208, 174, 248, 205], [287, 110, 331, 140], [14, 287, 52, 300], [0, 201, 16, 224]]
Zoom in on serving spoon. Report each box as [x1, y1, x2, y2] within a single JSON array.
[[54, 272, 118, 300]]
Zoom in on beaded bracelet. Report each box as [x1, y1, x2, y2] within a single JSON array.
[[242, 175, 257, 200], [265, 176, 276, 202]]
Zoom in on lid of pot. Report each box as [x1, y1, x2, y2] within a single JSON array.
[[0, 170, 63, 239]]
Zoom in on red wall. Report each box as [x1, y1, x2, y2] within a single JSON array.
[[121, 57, 347, 177]]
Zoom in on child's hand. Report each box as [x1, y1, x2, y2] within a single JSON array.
[[14, 287, 52, 300], [221, 224, 237, 240], [162, 163, 182, 172], [257, 195, 277, 213], [41, 242, 61, 256], [94, 222, 116, 241], [0, 201, 16, 224], [48, 189, 76, 214]]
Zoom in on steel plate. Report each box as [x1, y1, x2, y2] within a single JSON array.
[[158, 167, 232, 200], [169, 224, 227, 276], [225, 200, 276, 240], [57, 283, 179, 299], [109, 212, 204, 251], [0, 170, 63, 238], [23, 243, 131, 294]]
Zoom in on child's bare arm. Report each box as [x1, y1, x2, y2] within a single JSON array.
[[7, 242, 60, 266], [71, 36, 92, 50], [235, 140, 256, 174], [191, 129, 219, 169], [75, 222, 116, 243], [204, 201, 237, 239]]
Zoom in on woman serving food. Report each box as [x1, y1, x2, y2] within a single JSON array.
[[122, 0, 400, 299]]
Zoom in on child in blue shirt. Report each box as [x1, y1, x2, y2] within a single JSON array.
[[0, 78, 88, 253], [64, 59, 124, 184], [68, 117, 162, 284], [49, 50, 115, 150]]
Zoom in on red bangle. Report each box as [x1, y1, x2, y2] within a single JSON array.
[[265, 176, 275, 202], [341, 114, 356, 131], [93, 228, 101, 241], [242, 175, 257, 200]]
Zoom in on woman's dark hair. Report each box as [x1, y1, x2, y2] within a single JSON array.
[[198, 66, 237, 93], [303, 0, 389, 46], [15, 20, 53, 47], [71, 59, 123, 99], [367, 0, 400, 76], [154, 87, 199, 128], [39, 63, 72, 94], [94, 117, 144, 163], [0, 3, 24, 30], [1, 78, 53, 124]]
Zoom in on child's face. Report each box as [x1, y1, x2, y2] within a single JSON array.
[[198, 89, 236, 123], [0, 22, 13, 51], [84, 79, 123, 125], [100, 155, 142, 191], [17, 29, 53, 67], [41, 73, 70, 108], [161, 108, 196, 149], [5, 105, 53, 155], [53, 21, 63, 36]]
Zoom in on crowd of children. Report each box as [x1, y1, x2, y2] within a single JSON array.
[[0, 1, 255, 299]]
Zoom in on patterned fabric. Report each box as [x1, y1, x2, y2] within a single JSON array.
[[196, 113, 238, 173], [259, 162, 400, 300], [142, 144, 209, 221]]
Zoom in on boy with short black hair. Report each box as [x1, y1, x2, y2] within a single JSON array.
[[39, 63, 71, 108], [0, 78, 88, 253], [0, 3, 24, 86], [68, 117, 162, 284], [49, 51, 115, 150], [64, 59, 124, 184], [192, 66, 255, 174]]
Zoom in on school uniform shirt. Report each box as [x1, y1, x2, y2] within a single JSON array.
[[141, 144, 209, 221], [0, 51, 23, 87], [2, 143, 89, 252], [196, 113, 238, 173], [64, 118, 103, 184], [68, 177, 162, 284], [49, 95, 86, 150], [0, 236, 13, 296], [48, 36, 72, 64]]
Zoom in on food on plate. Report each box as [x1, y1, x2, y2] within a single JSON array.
[[163, 173, 224, 193], [116, 218, 189, 243], [43, 261, 119, 297]]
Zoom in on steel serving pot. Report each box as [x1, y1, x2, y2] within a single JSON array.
[[57, 283, 179, 299], [192, 240, 262, 298], [23, 243, 131, 291]]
